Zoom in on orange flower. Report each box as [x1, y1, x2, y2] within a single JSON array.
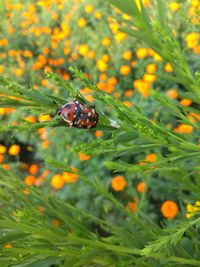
[[24, 175, 36, 186], [52, 219, 61, 227], [4, 244, 12, 249], [179, 98, 192, 106], [137, 182, 147, 193], [123, 101, 132, 107], [111, 176, 127, 191], [127, 201, 137, 212], [120, 65, 131, 75], [29, 164, 39, 175], [145, 153, 156, 162], [166, 89, 178, 99], [0, 154, 3, 163], [101, 37, 111, 46], [169, 2, 181, 12], [95, 130, 103, 138], [133, 79, 150, 97], [50, 174, 65, 190], [161, 200, 179, 219], [124, 89, 133, 97], [78, 152, 91, 161], [8, 145, 20, 156], [63, 168, 78, 183], [174, 124, 193, 134], [0, 144, 6, 154]]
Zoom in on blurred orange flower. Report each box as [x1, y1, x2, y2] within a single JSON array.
[[111, 176, 127, 191], [161, 200, 179, 219]]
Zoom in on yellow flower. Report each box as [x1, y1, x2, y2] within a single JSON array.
[[185, 32, 199, 48], [114, 32, 127, 42], [94, 11, 102, 19], [8, 145, 21, 156], [0, 65, 4, 74], [122, 50, 132, 60], [136, 48, 148, 59], [169, 2, 181, 12], [0, 145, 6, 154], [143, 74, 157, 83], [79, 44, 89, 56], [96, 59, 108, 72], [101, 37, 111, 46], [78, 18, 87, 28], [164, 63, 173, 72], [51, 174, 65, 190], [85, 4, 94, 13], [120, 65, 131, 75], [146, 63, 157, 74], [38, 114, 51, 122]]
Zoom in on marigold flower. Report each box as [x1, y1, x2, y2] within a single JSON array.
[[174, 124, 193, 134], [79, 44, 89, 56], [179, 98, 192, 106], [0, 65, 5, 74], [123, 101, 132, 107], [24, 175, 36, 186], [136, 48, 148, 59], [0, 144, 6, 154], [166, 89, 178, 99], [78, 152, 91, 161], [8, 144, 20, 156], [137, 182, 147, 193], [50, 174, 65, 190], [169, 2, 181, 11], [95, 130, 103, 138], [122, 50, 132, 60], [146, 63, 157, 74], [0, 154, 3, 163], [77, 18, 87, 28], [143, 73, 157, 83], [94, 11, 102, 19], [96, 60, 107, 72], [111, 175, 127, 191], [38, 114, 51, 122], [127, 201, 137, 212], [52, 219, 61, 227], [63, 168, 78, 183], [164, 63, 173, 72], [145, 153, 156, 162], [124, 89, 133, 97], [85, 4, 94, 13], [185, 32, 199, 48], [101, 37, 111, 46], [161, 200, 179, 219], [186, 202, 200, 218], [114, 32, 126, 42], [120, 65, 131, 76], [29, 164, 39, 175], [4, 244, 12, 249]]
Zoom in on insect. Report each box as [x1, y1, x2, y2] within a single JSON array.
[[56, 99, 99, 129]]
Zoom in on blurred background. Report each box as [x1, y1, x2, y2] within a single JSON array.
[[0, 0, 199, 221]]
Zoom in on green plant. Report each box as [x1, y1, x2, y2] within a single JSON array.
[[0, 0, 200, 266]]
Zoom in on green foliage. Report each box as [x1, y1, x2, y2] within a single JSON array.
[[0, 0, 200, 266]]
